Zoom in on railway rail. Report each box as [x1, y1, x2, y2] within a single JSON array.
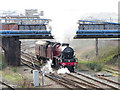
[[21, 51, 39, 63], [20, 52, 120, 89], [0, 81, 15, 90], [72, 71, 119, 89], [104, 69, 120, 76], [21, 58, 78, 89], [55, 74, 100, 89], [95, 75, 120, 86], [21, 54, 96, 89], [105, 67, 119, 72], [45, 74, 78, 89]]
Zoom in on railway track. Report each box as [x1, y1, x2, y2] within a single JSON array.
[[21, 51, 42, 69], [21, 56, 85, 89], [50, 74, 100, 89], [21, 51, 39, 63], [104, 69, 120, 76], [105, 67, 119, 72], [72, 71, 119, 89], [45, 74, 78, 89], [21, 54, 95, 89], [21, 58, 78, 89], [0, 81, 15, 90], [104, 66, 119, 76], [95, 75, 120, 86], [46, 71, 119, 89], [21, 52, 120, 89]]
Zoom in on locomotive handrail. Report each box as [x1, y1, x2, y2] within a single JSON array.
[[52, 43, 61, 48]]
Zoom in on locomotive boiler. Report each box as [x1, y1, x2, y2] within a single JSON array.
[[35, 40, 78, 72]]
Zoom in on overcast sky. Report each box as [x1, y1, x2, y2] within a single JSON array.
[[0, 0, 119, 15], [0, 0, 119, 42]]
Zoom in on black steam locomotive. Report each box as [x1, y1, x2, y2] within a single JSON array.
[[35, 41, 78, 72]]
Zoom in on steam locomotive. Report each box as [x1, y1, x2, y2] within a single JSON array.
[[35, 40, 78, 72]]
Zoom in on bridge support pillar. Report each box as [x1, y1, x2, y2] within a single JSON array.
[[1, 37, 21, 66], [96, 38, 98, 56]]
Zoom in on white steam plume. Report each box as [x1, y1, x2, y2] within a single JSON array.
[[57, 67, 70, 74], [51, 10, 79, 43], [41, 59, 53, 74]]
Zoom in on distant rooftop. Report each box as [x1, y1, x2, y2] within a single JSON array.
[[0, 9, 44, 18]]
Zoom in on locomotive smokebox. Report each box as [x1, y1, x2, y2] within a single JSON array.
[[62, 47, 74, 59]]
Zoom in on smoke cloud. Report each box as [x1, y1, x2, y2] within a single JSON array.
[[57, 67, 70, 74], [51, 10, 79, 43], [41, 59, 53, 74]]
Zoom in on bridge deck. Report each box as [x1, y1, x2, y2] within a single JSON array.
[[0, 30, 53, 39], [75, 20, 120, 38]]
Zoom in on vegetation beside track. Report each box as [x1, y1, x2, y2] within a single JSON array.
[[0, 52, 33, 88], [0, 52, 7, 70], [1, 66, 33, 88], [77, 46, 120, 72]]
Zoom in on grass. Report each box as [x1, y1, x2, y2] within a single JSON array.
[[2, 66, 33, 88], [77, 46, 120, 72], [2, 67, 22, 81], [81, 46, 119, 61], [3, 72, 22, 81], [0, 52, 7, 70], [12, 67, 18, 72], [0, 52, 34, 88]]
